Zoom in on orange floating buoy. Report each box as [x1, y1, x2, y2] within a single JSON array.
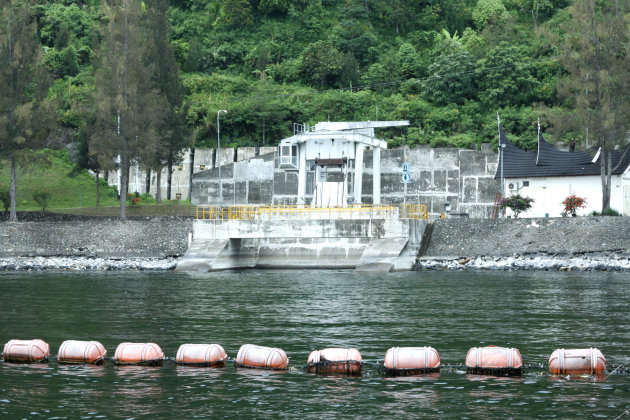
[[113, 342, 164, 366], [465, 346, 523, 375], [58, 340, 107, 364], [2, 339, 50, 363], [548, 348, 606, 375], [234, 344, 289, 370], [305, 348, 363, 375], [175, 344, 227, 367], [383, 346, 440, 375]]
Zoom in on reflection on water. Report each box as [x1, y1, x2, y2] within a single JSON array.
[[0, 270, 629, 418]]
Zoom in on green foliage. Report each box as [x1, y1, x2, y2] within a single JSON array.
[[222, 0, 253, 28], [19, 0, 583, 162], [32, 188, 52, 211], [590, 208, 621, 217], [477, 42, 540, 108], [0, 184, 10, 212], [500, 193, 534, 217], [473, 0, 508, 29], [422, 49, 477, 105], [44, 46, 80, 78], [300, 41, 344, 88]]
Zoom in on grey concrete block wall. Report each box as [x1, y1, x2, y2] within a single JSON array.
[[193, 148, 214, 172], [189, 144, 499, 217], [237, 147, 256, 161]]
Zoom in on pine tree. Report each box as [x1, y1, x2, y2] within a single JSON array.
[[143, 0, 191, 203], [90, 0, 163, 220], [0, 0, 51, 222], [553, 0, 630, 212]]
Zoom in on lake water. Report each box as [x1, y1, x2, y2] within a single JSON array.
[[1, 270, 629, 419]]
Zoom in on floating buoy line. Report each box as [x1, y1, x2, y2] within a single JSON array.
[[1, 339, 628, 378]]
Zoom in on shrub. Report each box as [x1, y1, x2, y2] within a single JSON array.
[[32, 188, 52, 212], [562, 195, 586, 217], [0, 184, 10, 213], [590, 208, 621, 217], [500, 193, 534, 218]]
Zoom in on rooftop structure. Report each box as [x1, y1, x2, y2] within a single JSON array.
[[277, 121, 409, 206]]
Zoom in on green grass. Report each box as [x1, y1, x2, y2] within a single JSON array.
[[0, 151, 195, 217], [51, 202, 195, 217]]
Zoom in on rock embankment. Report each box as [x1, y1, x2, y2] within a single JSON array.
[[0, 215, 193, 270], [0, 256, 178, 271], [415, 217, 630, 271]]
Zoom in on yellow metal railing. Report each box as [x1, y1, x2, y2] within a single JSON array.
[[196, 204, 429, 221]]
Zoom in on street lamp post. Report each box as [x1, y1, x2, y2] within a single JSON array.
[[217, 110, 227, 209]]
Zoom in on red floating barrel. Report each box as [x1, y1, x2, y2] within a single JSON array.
[[2, 339, 50, 363], [58, 340, 107, 364], [383, 346, 440, 375], [113, 342, 164, 366], [306, 348, 363, 375], [548, 348, 606, 375], [235, 344, 289, 370], [175, 343, 227, 367], [465, 346, 523, 375]]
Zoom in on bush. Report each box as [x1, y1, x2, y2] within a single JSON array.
[[0, 184, 10, 213], [562, 195, 586, 217], [590, 208, 621, 217], [500, 193, 534, 218], [32, 188, 52, 212]]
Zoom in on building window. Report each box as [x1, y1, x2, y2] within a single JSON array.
[[523, 181, 529, 187], [278, 144, 298, 170]]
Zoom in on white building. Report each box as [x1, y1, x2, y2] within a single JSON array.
[[496, 124, 630, 217], [277, 121, 409, 206]]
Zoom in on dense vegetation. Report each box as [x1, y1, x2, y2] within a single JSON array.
[[38, 0, 572, 152], [1, 0, 628, 217]]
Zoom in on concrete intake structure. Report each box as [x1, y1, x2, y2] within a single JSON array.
[[175, 205, 427, 272]]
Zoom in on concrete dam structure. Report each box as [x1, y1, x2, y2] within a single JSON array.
[[175, 205, 428, 272], [176, 121, 430, 273]]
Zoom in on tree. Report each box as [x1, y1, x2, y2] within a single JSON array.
[[476, 42, 540, 108], [422, 49, 477, 105], [0, 0, 51, 222], [500, 193, 534, 217], [472, 0, 508, 30], [91, 0, 163, 220], [144, 0, 192, 202], [300, 41, 344, 88], [551, 0, 630, 212]]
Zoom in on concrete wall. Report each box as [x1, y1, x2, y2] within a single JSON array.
[[176, 218, 427, 271], [191, 145, 499, 217], [422, 216, 630, 258], [104, 145, 499, 217], [0, 217, 193, 258]]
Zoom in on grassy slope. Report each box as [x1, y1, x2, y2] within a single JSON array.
[[0, 153, 195, 217]]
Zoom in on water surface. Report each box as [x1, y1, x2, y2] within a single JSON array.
[[1, 270, 629, 418]]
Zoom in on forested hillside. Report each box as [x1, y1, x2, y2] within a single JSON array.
[[36, 0, 572, 152]]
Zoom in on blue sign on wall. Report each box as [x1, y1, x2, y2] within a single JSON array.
[[402, 163, 411, 183]]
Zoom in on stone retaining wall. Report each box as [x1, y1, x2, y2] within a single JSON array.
[[1, 215, 628, 264], [422, 217, 630, 258], [0, 216, 193, 258]]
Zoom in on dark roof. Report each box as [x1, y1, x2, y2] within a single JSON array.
[[494, 124, 630, 179]]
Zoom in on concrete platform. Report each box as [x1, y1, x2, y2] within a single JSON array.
[[175, 219, 426, 273]]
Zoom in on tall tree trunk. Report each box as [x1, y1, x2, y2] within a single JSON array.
[[600, 150, 612, 213], [145, 170, 150, 194], [119, 157, 128, 221], [166, 154, 173, 200], [9, 155, 18, 222], [96, 171, 100, 207], [156, 169, 162, 204]]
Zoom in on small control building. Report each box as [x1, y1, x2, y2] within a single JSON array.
[[277, 121, 409, 205]]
